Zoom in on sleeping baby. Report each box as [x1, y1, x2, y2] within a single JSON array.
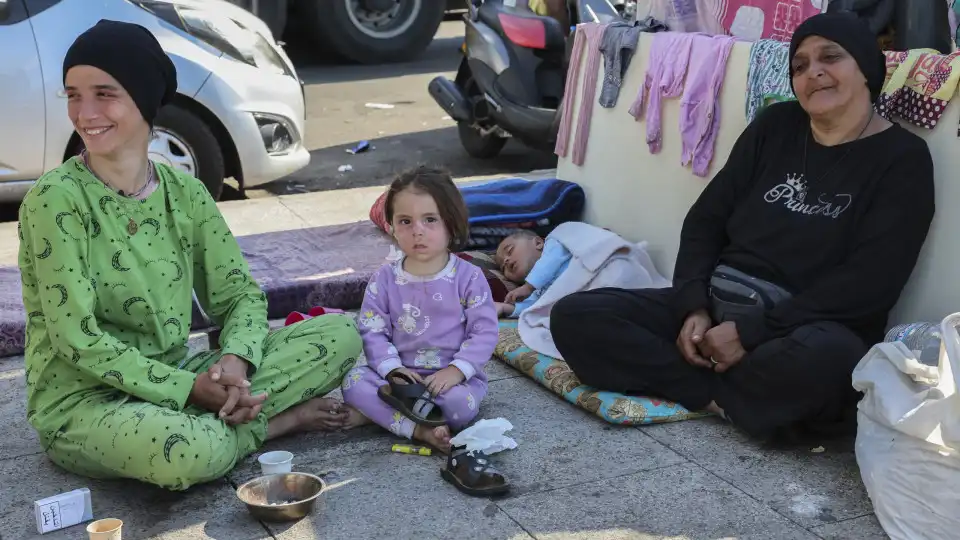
[[492, 222, 670, 359], [494, 229, 571, 318]]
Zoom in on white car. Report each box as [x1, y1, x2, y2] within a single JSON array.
[[0, 0, 310, 202]]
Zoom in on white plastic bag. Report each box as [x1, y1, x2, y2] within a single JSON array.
[[448, 418, 518, 456], [852, 312, 960, 540]]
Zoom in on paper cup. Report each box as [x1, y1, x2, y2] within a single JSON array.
[[258, 451, 293, 475], [87, 518, 123, 540]]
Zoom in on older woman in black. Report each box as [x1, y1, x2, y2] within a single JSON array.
[[550, 13, 935, 440]]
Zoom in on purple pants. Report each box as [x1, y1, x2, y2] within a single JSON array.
[[341, 366, 487, 439]]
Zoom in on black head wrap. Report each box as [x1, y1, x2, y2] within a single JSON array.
[[63, 19, 177, 125], [789, 12, 885, 103]]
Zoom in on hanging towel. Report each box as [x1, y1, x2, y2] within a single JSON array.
[[555, 23, 608, 166], [679, 34, 736, 177], [745, 39, 795, 122], [875, 48, 960, 129], [629, 31, 695, 154]]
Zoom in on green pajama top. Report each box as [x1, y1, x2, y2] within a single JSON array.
[[18, 158, 269, 446]]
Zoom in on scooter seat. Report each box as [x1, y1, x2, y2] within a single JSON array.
[[478, 2, 568, 50]]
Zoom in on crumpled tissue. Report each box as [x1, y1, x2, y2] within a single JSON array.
[[449, 418, 517, 455]]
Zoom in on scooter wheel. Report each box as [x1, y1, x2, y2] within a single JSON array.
[[458, 122, 507, 159]]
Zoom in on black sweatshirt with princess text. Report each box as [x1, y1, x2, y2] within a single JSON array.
[[672, 101, 935, 350]]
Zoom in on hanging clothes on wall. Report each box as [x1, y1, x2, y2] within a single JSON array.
[[744, 39, 795, 122], [599, 23, 645, 108], [882, 50, 909, 89], [875, 49, 960, 130], [679, 34, 736, 177], [637, 0, 727, 35], [720, 0, 822, 42], [893, 0, 952, 53], [555, 23, 608, 166], [629, 31, 695, 154], [952, 0, 960, 50], [598, 19, 669, 109]]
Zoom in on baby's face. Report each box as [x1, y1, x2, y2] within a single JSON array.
[[496, 235, 543, 283]]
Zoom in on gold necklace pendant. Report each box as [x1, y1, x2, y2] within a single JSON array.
[[127, 218, 138, 236]]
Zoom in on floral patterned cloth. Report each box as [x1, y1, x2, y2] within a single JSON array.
[[745, 39, 795, 122], [494, 319, 706, 425], [876, 49, 960, 130]]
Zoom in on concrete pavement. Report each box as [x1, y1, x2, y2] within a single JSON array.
[[0, 186, 887, 539]]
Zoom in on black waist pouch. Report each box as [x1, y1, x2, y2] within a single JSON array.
[[708, 265, 792, 324]]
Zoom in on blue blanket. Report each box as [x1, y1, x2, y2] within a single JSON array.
[[460, 178, 585, 248]]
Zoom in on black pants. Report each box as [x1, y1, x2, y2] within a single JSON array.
[[550, 287, 868, 439]]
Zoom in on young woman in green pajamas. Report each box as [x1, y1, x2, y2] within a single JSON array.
[[16, 20, 363, 491]]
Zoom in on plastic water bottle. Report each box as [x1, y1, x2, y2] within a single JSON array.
[[885, 322, 942, 367]]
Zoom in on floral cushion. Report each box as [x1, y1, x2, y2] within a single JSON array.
[[494, 320, 707, 425]]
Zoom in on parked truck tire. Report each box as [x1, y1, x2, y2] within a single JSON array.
[[299, 0, 446, 64]]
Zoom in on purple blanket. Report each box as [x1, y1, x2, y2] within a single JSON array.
[[0, 221, 393, 358]]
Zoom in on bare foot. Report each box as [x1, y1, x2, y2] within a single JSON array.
[[266, 397, 348, 440], [413, 424, 452, 454], [705, 400, 729, 421], [340, 404, 372, 430]]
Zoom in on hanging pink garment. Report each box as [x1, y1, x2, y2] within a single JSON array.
[[554, 23, 607, 166], [717, 0, 820, 42], [628, 32, 694, 154], [679, 34, 735, 177]]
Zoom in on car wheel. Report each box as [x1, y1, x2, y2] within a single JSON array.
[[150, 106, 226, 200], [302, 0, 445, 64]]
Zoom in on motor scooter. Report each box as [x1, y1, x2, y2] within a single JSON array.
[[428, 0, 621, 158]]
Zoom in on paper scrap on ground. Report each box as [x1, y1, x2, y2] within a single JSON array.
[[365, 102, 395, 109], [338, 165, 353, 172], [449, 418, 517, 455]]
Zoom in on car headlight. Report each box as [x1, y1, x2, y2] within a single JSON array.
[[132, 1, 292, 77]]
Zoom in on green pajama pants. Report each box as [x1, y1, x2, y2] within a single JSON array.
[[44, 314, 361, 491]]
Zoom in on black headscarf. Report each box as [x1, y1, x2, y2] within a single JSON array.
[[789, 12, 885, 103], [63, 20, 178, 126]]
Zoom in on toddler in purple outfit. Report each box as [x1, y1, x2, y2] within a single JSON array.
[[341, 166, 498, 453]]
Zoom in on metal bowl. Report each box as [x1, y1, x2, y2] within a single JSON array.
[[236, 472, 325, 522]]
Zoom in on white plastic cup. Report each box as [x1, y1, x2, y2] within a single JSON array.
[[87, 518, 123, 540], [258, 450, 294, 475]]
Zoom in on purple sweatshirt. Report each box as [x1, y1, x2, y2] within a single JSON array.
[[358, 255, 499, 381]]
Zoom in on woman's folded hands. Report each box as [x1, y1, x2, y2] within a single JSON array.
[[188, 354, 268, 425]]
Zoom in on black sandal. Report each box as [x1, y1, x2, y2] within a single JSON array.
[[377, 371, 446, 427], [441, 447, 510, 497]]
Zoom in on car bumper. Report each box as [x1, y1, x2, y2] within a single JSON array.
[[194, 57, 310, 189]]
